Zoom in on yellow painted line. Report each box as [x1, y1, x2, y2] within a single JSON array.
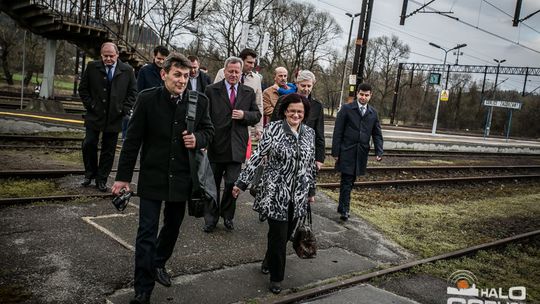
[[0, 111, 84, 124]]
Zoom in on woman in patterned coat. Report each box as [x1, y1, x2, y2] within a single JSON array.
[[232, 93, 317, 294]]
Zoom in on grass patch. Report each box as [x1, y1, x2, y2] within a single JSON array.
[[416, 238, 539, 302], [33, 131, 84, 138], [9, 73, 74, 90], [324, 182, 540, 303], [49, 150, 82, 164], [0, 178, 63, 198], [323, 183, 540, 257]]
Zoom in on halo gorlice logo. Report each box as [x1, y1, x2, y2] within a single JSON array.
[[446, 270, 527, 304]]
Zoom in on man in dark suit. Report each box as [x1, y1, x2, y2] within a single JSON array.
[[187, 55, 212, 93], [137, 45, 169, 92], [112, 53, 214, 304], [78, 42, 137, 192], [203, 56, 261, 232], [331, 83, 383, 221]]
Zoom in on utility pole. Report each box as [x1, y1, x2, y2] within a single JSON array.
[[484, 58, 506, 138], [349, 0, 374, 100], [338, 12, 361, 110], [428, 42, 467, 134]]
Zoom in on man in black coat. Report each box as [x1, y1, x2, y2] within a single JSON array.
[[112, 53, 214, 304], [187, 55, 212, 93], [270, 70, 325, 169], [203, 56, 261, 232], [78, 42, 137, 192], [331, 83, 383, 221], [137, 45, 169, 92]]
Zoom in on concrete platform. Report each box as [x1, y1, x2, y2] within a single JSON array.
[[305, 284, 420, 304]]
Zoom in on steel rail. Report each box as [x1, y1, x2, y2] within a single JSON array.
[[260, 229, 540, 304], [317, 174, 540, 188], [0, 193, 112, 205], [0, 168, 139, 178], [1, 166, 538, 179]]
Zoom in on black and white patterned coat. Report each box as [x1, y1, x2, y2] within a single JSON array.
[[235, 120, 317, 221]]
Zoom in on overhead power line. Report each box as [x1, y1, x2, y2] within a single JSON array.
[[409, 0, 540, 55]]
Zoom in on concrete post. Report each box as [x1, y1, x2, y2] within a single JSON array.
[[39, 39, 57, 99]]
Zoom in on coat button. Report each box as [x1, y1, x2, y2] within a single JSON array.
[[169, 174, 173, 178], [174, 121, 178, 125], [171, 157, 175, 160]]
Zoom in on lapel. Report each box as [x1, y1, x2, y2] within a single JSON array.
[[350, 101, 362, 120], [217, 80, 232, 110]]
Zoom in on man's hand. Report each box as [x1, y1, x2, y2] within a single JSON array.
[[376, 155, 382, 162], [315, 161, 323, 171], [232, 186, 242, 198], [112, 181, 130, 195], [182, 130, 197, 148], [232, 109, 244, 120], [308, 196, 315, 203]]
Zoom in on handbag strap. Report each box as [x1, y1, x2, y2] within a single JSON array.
[[185, 91, 201, 193], [186, 90, 198, 133]]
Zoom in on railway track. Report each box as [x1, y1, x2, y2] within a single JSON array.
[[261, 229, 540, 304], [2, 172, 539, 205], [2, 165, 539, 179], [2, 135, 540, 159]]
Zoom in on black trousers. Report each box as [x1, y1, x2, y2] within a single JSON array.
[[81, 127, 118, 182], [134, 198, 186, 295], [337, 172, 356, 214], [265, 202, 298, 283], [205, 162, 241, 225]]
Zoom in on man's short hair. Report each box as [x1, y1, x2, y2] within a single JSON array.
[[101, 42, 119, 54], [239, 48, 257, 60], [357, 83, 372, 92], [296, 70, 316, 84], [162, 52, 191, 73], [153, 45, 169, 56], [277, 93, 311, 121], [274, 66, 288, 76], [187, 55, 199, 62], [224, 56, 244, 70]]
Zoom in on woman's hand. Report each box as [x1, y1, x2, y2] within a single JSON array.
[[308, 196, 315, 203], [232, 186, 242, 198]]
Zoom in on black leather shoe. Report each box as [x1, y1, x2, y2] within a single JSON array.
[[97, 180, 107, 192], [81, 178, 92, 187], [269, 281, 282, 294], [224, 219, 234, 230], [340, 212, 349, 221], [129, 293, 150, 304], [155, 267, 171, 287], [261, 262, 269, 275], [202, 224, 215, 233]]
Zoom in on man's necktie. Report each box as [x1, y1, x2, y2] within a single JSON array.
[[361, 105, 366, 116], [106, 65, 113, 82], [229, 86, 236, 107], [241, 74, 245, 84]]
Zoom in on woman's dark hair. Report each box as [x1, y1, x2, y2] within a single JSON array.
[[278, 93, 310, 121]]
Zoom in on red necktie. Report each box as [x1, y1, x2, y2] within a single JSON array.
[[229, 86, 236, 107]]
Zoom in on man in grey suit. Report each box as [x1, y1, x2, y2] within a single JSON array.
[[331, 83, 383, 221], [79, 42, 137, 192], [203, 56, 261, 232]]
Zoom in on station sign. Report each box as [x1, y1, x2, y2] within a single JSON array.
[[483, 100, 522, 110], [349, 74, 356, 85], [429, 72, 441, 85]]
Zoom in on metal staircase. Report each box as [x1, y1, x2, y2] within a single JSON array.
[[0, 0, 151, 67]]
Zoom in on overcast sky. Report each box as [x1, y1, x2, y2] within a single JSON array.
[[296, 0, 540, 92]]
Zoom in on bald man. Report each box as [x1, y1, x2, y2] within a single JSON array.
[[79, 42, 137, 192], [262, 67, 291, 124]]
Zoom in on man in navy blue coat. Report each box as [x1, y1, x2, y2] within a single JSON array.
[[331, 83, 383, 221], [137, 45, 170, 92]]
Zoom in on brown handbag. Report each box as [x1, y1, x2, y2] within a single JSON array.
[[292, 204, 317, 259]]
